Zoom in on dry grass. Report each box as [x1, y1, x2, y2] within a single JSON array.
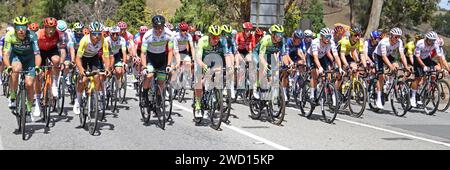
[[146, 0, 181, 17]]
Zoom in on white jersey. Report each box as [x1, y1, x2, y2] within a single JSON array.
[[141, 29, 177, 54], [374, 38, 404, 57], [307, 38, 338, 59], [414, 39, 443, 59], [174, 32, 193, 52], [105, 36, 126, 55]]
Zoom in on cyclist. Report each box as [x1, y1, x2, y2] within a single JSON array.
[[254, 27, 265, 44], [56, 20, 73, 86], [333, 25, 347, 43], [221, 24, 238, 97], [0, 31, 6, 85], [303, 29, 314, 52], [307, 28, 343, 106], [132, 26, 149, 86], [405, 33, 423, 66], [373, 27, 411, 109], [363, 31, 382, 67], [35, 17, 67, 116], [338, 26, 365, 72], [117, 21, 135, 61], [251, 24, 288, 99], [410, 31, 445, 107], [106, 26, 127, 89], [192, 25, 227, 116], [236, 22, 256, 63], [3, 16, 41, 120], [28, 22, 39, 32], [173, 22, 195, 89], [433, 37, 450, 73], [73, 21, 111, 115], [140, 15, 176, 107]]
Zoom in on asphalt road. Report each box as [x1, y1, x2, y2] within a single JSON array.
[[1, 75, 450, 150]]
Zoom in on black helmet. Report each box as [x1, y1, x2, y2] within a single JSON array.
[[350, 26, 362, 36], [152, 15, 165, 27]]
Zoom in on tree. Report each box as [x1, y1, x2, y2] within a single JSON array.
[[364, 0, 383, 37], [63, 0, 118, 24], [284, 0, 302, 36], [302, 0, 325, 33], [431, 11, 450, 37]]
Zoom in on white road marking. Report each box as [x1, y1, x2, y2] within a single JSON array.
[[287, 107, 450, 148], [173, 103, 291, 150]]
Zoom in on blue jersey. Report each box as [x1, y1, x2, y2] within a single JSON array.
[[221, 35, 237, 55]]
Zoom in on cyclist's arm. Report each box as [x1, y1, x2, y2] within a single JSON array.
[[331, 42, 341, 69], [30, 32, 42, 67], [363, 40, 373, 65], [258, 39, 269, 67], [102, 39, 111, 70], [121, 38, 127, 64], [339, 41, 349, 67], [380, 43, 393, 68], [313, 51, 322, 69], [398, 41, 408, 69], [168, 38, 176, 68], [188, 35, 195, 61]]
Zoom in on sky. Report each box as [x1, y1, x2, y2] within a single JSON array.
[[439, 0, 450, 10]]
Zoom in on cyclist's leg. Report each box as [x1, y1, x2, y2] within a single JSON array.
[[224, 54, 235, 95], [375, 54, 386, 108], [9, 55, 22, 105], [114, 52, 124, 87], [308, 54, 318, 99]]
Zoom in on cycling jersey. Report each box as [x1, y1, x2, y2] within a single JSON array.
[[286, 38, 306, 61], [134, 33, 144, 51], [120, 31, 134, 47], [307, 38, 338, 59], [76, 35, 109, 58], [236, 32, 255, 52], [373, 38, 404, 57], [255, 35, 287, 56], [221, 35, 237, 55], [141, 29, 176, 54], [338, 37, 363, 55], [36, 29, 66, 51], [105, 36, 126, 55], [197, 36, 227, 59], [414, 39, 443, 59], [0, 35, 5, 58], [3, 30, 40, 57], [68, 31, 84, 50], [363, 39, 378, 59], [173, 32, 193, 52]]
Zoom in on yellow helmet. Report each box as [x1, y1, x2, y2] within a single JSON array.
[[13, 16, 29, 25], [269, 24, 284, 34], [221, 24, 232, 34], [208, 25, 222, 36]]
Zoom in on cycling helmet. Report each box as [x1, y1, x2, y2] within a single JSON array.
[[269, 24, 284, 34], [350, 26, 362, 36], [221, 25, 232, 34], [57, 20, 68, 32], [390, 27, 402, 36], [208, 25, 222, 36], [73, 22, 84, 30], [370, 31, 381, 39], [320, 28, 333, 36], [89, 21, 104, 32], [139, 26, 149, 34], [243, 22, 253, 29], [334, 25, 345, 34], [117, 21, 127, 29], [13, 16, 29, 25], [110, 26, 120, 33], [43, 17, 57, 27], [179, 22, 189, 31], [28, 22, 40, 31], [425, 31, 438, 40], [414, 32, 424, 40], [304, 29, 314, 37], [293, 29, 304, 38], [152, 15, 166, 27]]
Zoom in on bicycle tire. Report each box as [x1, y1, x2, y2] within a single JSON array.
[[298, 80, 311, 116], [192, 90, 204, 124], [269, 87, 286, 125], [18, 86, 27, 140], [320, 83, 338, 123], [155, 84, 166, 130], [210, 89, 223, 130], [249, 90, 262, 119], [423, 81, 441, 115], [437, 80, 450, 112], [120, 73, 127, 104], [391, 80, 410, 117], [79, 96, 87, 128], [56, 76, 65, 116], [348, 80, 367, 118], [44, 87, 52, 128], [367, 79, 381, 112], [221, 89, 231, 123], [88, 92, 99, 135]]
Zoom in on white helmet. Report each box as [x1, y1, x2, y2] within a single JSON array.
[[425, 31, 438, 40], [304, 29, 314, 37], [232, 29, 238, 35], [319, 28, 332, 36], [390, 27, 402, 36], [6, 26, 14, 33], [110, 26, 120, 33]]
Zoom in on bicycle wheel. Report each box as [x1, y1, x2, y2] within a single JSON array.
[[437, 80, 450, 112], [88, 93, 99, 135], [348, 80, 367, 118], [367, 79, 381, 112], [2, 75, 9, 97], [119, 73, 127, 104], [164, 82, 173, 121], [249, 90, 262, 119], [192, 90, 204, 123], [56, 76, 65, 116], [43, 88, 52, 128], [221, 89, 231, 123], [322, 83, 338, 123], [209, 89, 223, 130], [18, 87, 27, 140], [138, 82, 148, 121], [391, 80, 410, 117], [112, 77, 119, 113], [269, 87, 286, 125], [177, 88, 186, 103], [79, 95, 87, 128], [155, 84, 167, 129], [423, 81, 441, 115]]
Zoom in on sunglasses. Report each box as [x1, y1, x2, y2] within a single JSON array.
[[393, 35, 401, 39], [274, 32, 284, 38], [351, 33, 361, 37], [181, 30, 188, 32], [91, 32, 102, 37], [15, 25, 27, 30], [111, 33, 119, 36], [324, 34, 332, 40]]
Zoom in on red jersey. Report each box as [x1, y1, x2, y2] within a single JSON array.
[[236, 32, 255, 52], [37, 29, 66, 51], [134, 33, 144, 51]]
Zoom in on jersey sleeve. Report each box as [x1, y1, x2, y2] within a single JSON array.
[[30, 31, 40, 55], [77, 36, 89, 58], [121, 37, 127, 52], [102, 38, 110, 58], [141, 32, 149, 53], [398, 40, 404, 54]]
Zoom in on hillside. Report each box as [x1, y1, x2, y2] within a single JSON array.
[[146, 0, 181, 17]]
